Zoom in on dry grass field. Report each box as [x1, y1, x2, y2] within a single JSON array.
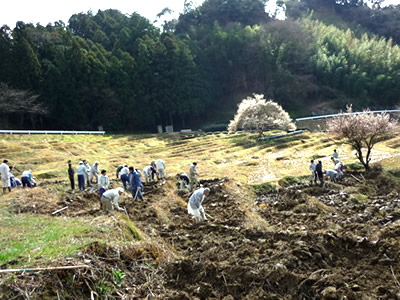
[[1, 131, 400, 298]]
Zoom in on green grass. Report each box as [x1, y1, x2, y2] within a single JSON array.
[[0, 213, 93, 266]]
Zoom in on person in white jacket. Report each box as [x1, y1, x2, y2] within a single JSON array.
[[0, 160, 10, 194], [188, 187, 210, 223], [76, 161, 87, 191], [309, 160, 317, 184], [143, 165, 154, 184], [98, 169, 110, 197], [157, 159, 166, 180], [90, 161, 99, 184], [82, 160, 91, 186], [101, 187, 124, 213]]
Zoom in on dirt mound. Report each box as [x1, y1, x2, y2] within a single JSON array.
[[3, 175, 400, 299], [9, 188, 60, 214]]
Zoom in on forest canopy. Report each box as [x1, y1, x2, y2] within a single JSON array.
[[0, 0, 399, 131]]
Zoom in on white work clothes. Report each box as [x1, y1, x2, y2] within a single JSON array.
[[335, 162, 344, 178], [77, 164, 87, 175], [309, 163, 316, 173], [189, 164, 198, 177], [98, 174, 110, 189], [90, 163, 99, 183], [326, 169, 337, 181], [332, 152, 339, 159], [334, 162, 343, 171], [120, 167, 129, 176], [83, 163, 90, 181], [188, 188, 208, 222], [157, 160, 165, 179], [0, 163, 10, 188], [91, 163, 99, 175], [189, 188, 207, 210], [21, 170, 32, 179], [101, 189, 123, 211], [143, 166, 153, 183], [156, 160, 165, 170]]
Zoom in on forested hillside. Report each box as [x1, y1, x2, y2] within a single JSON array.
[[1, 0, 399, 131]]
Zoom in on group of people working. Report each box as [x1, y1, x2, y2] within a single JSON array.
[[0, 160, 37, 193], [66, 159, 171, 213], [309, 149, 345, 185]]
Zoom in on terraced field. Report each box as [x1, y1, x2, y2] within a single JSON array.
[[1, 131, 400, 298]]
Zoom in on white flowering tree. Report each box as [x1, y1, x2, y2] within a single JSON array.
[[228, 94, 296, 137], [327, 105, 398, 170]]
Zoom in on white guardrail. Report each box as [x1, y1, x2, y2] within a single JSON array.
[[295, 109, 400, 121], [0, 130, 105, 135]]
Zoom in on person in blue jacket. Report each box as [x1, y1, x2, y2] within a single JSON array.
[[128, 166, 143, 200]]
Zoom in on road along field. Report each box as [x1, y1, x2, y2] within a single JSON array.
[[1, 132, 400, 298]]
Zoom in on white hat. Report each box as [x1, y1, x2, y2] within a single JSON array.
[[204, 188, 210, 194], [79, 161, 83, 164], [117, 187, 124, 193]]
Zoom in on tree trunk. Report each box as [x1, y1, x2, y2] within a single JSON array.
[[355, 146, 369, 170]]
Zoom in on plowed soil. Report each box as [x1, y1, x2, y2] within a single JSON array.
[[2, 173, 400, 299]]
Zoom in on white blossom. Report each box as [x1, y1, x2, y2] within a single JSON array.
[[228, 94, 296, 136]]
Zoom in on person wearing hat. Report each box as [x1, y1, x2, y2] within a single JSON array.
[[0, 159, 10, 194], [90, 161, 100, 184], [189, 162, 199, 191], [77, 161, 87, 191], [188, 187, 210, 223], [100, 187, 125, 213]]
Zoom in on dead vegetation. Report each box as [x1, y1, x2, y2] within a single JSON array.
[[2, 132, 400, 298], [2, 169, 400, 298]]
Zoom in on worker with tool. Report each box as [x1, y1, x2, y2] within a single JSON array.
[[143, 165, 155, 184], [129, 167, 143, 200], [100, 187, 125, 213], [188, 187, 210, 223]]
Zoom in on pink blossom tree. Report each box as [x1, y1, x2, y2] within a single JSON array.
[[327, 106, 398, 170], [228, 94, 296, 137]]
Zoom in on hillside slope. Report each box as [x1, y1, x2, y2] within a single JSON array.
[[1, 132, 400, 298]]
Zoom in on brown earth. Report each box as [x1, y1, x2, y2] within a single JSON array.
[[2, 171, 400, 299]]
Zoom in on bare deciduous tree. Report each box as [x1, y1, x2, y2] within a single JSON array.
[[327, 105, 398, 170], [0, 83, 48, 128], [228, 94, 296, 137]]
